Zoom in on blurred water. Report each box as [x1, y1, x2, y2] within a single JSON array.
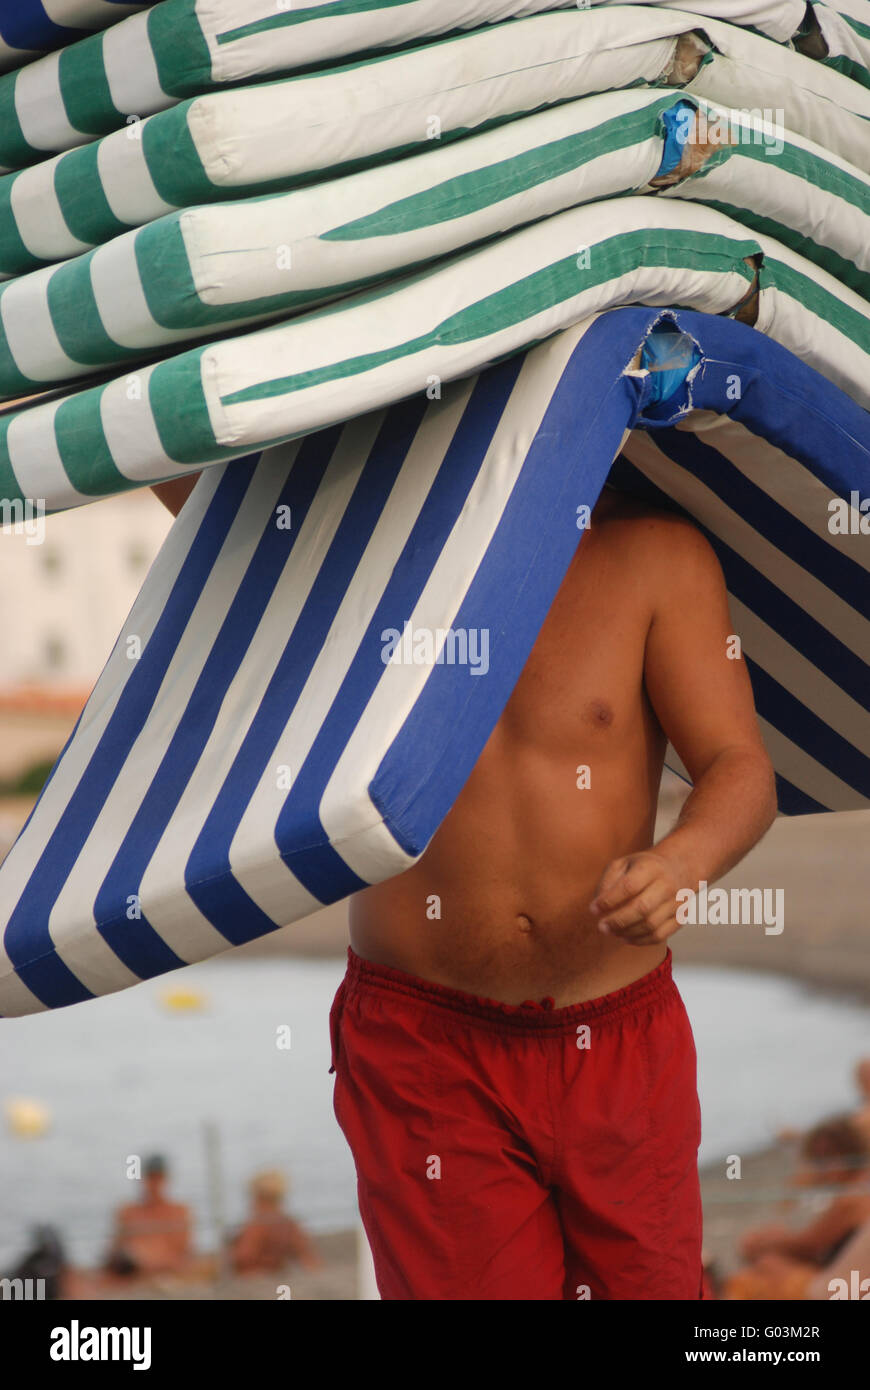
[[1, 958, 867, 1268]]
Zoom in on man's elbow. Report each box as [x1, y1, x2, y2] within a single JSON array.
[[734, 742, 779, 834]]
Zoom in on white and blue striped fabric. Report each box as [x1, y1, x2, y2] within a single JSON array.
[[1, 305, 867, 1016], [0, 1, 150, 73]]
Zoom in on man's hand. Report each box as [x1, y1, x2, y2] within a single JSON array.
[[590, 850, 683, 946]]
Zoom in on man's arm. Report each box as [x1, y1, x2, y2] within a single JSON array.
[[151, 474, 202, 517], [591, 515, 777, 944]]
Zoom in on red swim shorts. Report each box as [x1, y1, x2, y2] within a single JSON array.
[[330, 947, 703, 1301]]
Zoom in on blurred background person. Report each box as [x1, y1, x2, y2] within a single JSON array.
[[104, 1154, 193, 1279], [230, 1170, 322, 1276]]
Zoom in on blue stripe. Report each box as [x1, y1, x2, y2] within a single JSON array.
[[186, 401, 434, 935], [745, 656, 870, 801], [2, 459, 259, 1008], [643, 433, 870, 708], [0, 0, 142, 52], [277, 360, 529, 897], [649, 423, 870, 610], [671, 310, 870, 502], [773, 774, 827, 816], [93, 433, 340, 969], [373, 310, 649, 852], [611, 452, 869, 787]]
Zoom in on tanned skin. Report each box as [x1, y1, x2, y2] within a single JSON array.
[[153, 477, 777, 1007]]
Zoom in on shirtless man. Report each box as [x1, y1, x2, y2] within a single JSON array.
[[154, 475, 777, 1301]]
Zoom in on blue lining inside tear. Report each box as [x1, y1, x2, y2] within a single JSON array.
[[638, 323, 702, 416], [655, 100, 695, 179]]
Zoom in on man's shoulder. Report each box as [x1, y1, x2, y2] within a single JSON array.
[[593, 489, 718, 568]]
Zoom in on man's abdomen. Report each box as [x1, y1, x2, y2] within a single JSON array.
[[350, 725, 669, 1006]]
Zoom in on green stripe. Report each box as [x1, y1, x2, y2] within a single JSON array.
[[135, 214, 398, 330], [0, 413, 25, 505], [678, 138, 870, 297], [821, 53, 870, 89], [324, 98, 673, 241], [0, 74, 39, 170], [58, 31, 121, 136], [47, 253, 146, 367], [53, 141, 130, 246], [149, 350, 245, 465], [141, 101, 218, 207], [220, 227, 758, 407], [148, 0, 216, 98], [683, 195, 870, 300], [762, 256, 870, 353], [837, 10, 870, 41], [724, 137, 870, 217], [54, 388, 126, 496], [217, 0, 451, 46]]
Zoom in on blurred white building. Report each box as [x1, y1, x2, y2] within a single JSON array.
[[0, 488, 172, 695]]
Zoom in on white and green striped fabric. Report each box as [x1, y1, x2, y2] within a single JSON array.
[[2, 196, 869, 514], [1, 1, 866, 171], [0, 1, 151, 76], [0, 8, 686, 274], [1, 89, 868, 401], [0, 0, 806, 169], [3, 5, 870, 279], [813, 1, 870, 89]]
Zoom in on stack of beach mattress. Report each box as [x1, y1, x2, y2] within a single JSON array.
[[1, 306, 868, 1016], [0, 0, 868, 1012], [1, 2, 868, 169]]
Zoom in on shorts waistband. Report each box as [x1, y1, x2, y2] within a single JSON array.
[[343, 947, 675, 1034]]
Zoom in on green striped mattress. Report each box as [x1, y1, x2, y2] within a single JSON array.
[[2, 196, 869, 514]]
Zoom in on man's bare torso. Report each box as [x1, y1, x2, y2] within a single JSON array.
[[349, 489, 673, 1005]]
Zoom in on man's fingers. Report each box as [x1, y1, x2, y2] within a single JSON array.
[[592, 857, 631, 906], [611, 913, 680, 947], [592, 857, 659, 915], [597, 887, 674, 933]]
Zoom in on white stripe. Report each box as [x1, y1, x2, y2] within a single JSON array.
[[674, 414, 870, 572], [46, 464, 285, 981], [319, 318, 593, 874], [729, 595, 870, 754], [103, 10, 170, 120], [0, 462, 214, 1007], [755, 276, 870, 412], [621, 431, 870, 665], [89, 230, 194, 351], [0, 263, 81, 383], [8, 156, 92, 263], [137, 444, 340, 951], [0, 957, 50, 1016], [15, 52, 81, 149], [756, 717, 867, 810], [96, 120, 175, 228], [42, 0, 146, 24], [229, 392, 475, 914], [98, 364, 175, 482], [6, 399, 88, 510]]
